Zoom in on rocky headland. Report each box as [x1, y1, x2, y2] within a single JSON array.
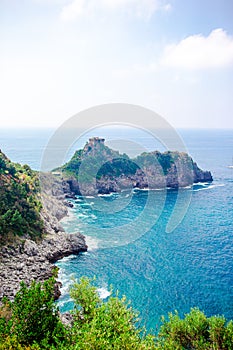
[[0, 152, 87, 302], [0, 230, 87, 301], [57, 137, 213, 196]]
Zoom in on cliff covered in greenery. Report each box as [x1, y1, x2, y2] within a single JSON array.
[[0, 151, 87, 301], [0, 150, 44, 243], [57, 137, 213, 196]]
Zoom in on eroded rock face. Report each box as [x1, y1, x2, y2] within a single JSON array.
[[0, 172, 87, 302], [63, 161, 213, 196], [0, 232, 87, 301], [58, 139, 213, 196]]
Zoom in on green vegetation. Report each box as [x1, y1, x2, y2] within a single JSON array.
[[97, 157, 139, 178], [157, 309, 233, 349], [58, 141, 189, 182], [0, 151, 44, 243], [135, 151, 192, 175], [0, 277, 232, 349], [58, 136, 196, 185], [60, 142, 139, 183], [0, 278, 66, 350], [0, 277, 155, 350]]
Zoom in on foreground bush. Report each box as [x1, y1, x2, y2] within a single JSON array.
[[0, 277, 232, 349], [157, 308, 233, 349], [0, 278, 67, 349], [0, 277, 155, 349], [69, 277, 156, 349]]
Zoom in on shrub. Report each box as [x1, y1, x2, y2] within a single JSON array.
[[69, 277, 156, 349], [0, 278, 66, 349], [156, 308, 233, 349], [1, 277, 233, 349]]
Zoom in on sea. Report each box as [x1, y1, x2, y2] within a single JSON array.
[[0, 127, 233, 332]]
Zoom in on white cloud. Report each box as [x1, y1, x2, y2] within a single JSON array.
[[60, 0, 171, 21], [60, 0, 86, 21], [161, 28, 233, 70], [102, 0, 159, 19]]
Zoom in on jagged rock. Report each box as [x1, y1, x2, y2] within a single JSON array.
[[59, 312, 74, 327], [0, 232, 87, 301], [56, 138, 213, 196], [0, 172, 87, 302], [23, 240, 39, 256], [42, 232, 87, 263], [64, 201, 74, 208], [54, 281, 62, 300]]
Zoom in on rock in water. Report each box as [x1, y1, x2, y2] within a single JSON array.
[[56, 138, 213, 196]]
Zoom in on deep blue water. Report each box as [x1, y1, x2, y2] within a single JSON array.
[[1, 127, 233, 331]]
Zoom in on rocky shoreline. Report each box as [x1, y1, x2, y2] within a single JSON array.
[[0, 175, 87, 303], [0, 231, 87, 301]]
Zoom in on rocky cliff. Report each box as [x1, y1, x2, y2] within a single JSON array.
[[0, 153, 87, 302], [0, 231, 87, 301], [58, 137, 213, 196]]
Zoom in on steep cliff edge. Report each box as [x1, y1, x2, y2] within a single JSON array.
[[0, 150, 87, 301], [57, 137, 213, 196]]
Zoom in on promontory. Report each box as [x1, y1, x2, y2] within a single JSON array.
[[55, 137, 213, 196]]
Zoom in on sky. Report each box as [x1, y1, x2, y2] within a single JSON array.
[[0, 0, 233, 129]]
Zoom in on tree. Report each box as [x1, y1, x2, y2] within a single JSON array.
[[0, 278, 66, 348], [69, 277, 156, 349]]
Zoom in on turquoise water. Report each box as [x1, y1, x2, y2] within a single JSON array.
[[0, 128, 232, 331], [56, 129, 233, 331]]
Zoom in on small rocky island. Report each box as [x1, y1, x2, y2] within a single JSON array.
[[57, 137, 213, 196]]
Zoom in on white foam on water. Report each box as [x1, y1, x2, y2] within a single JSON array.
[[182, 185, 193, 189], [98, 193, 116, 197], [97, 286, 111, 299], [57, 270, 74, 295], [193, 183, 225, 192], [80, 202, 92, 206], [58, 297, 73, 308], [60, 207, 76, 223], [75, 198, 83, 202], [85, 235, 100, 250], [59, 254, 76, 262], [77, 213, 89, 218], [90, 214, 97, 219], [193, 182, 210, 187], [60, 282, 70, 295]]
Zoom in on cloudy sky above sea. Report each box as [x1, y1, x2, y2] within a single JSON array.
[[0, 0, 233, 129]]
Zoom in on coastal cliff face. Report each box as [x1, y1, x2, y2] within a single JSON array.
[[58, 137, 213, 196], [0, 231, 87, 301], [0, 152, 87, 302]]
